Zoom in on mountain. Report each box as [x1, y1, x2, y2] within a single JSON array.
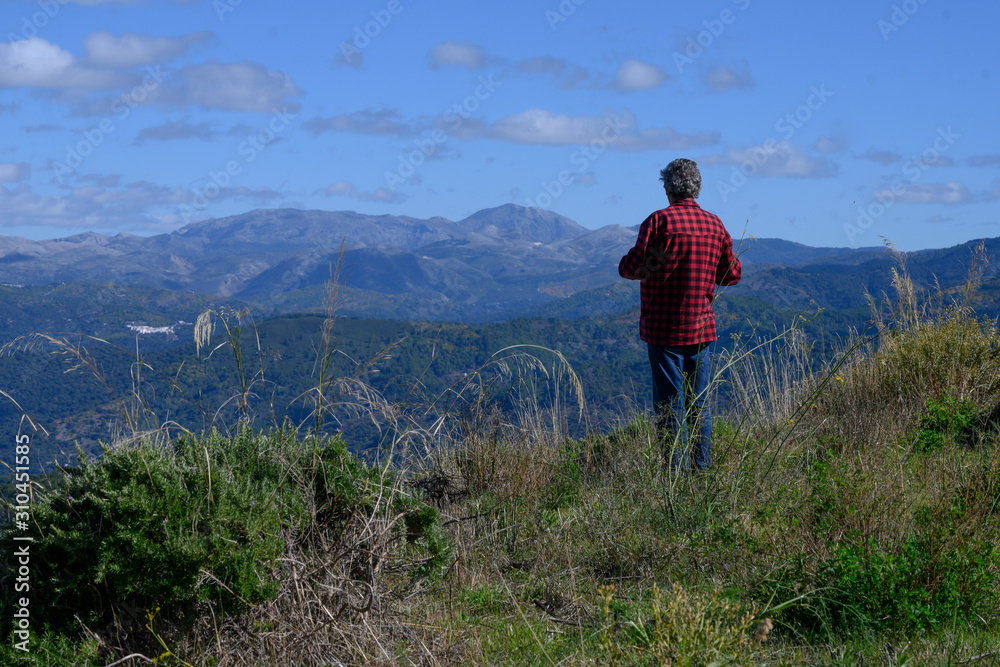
[[0, 203, 993, 323], [175, 209, 463, 253], [737, 238, 1000, 312], [457, 204, 587, 242], [734, 238, 880, 266]]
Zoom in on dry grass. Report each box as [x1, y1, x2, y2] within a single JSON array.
[[172, 464, 418, 666]]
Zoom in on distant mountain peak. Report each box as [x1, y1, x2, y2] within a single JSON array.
[[458, 204, 586, 243]]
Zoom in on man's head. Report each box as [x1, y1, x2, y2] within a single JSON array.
[[659, 158, 701, 200]]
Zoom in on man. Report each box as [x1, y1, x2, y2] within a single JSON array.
[[618, 158, 742, 471]]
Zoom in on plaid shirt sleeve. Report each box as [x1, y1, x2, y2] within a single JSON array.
[[618, 199, 742, 346]]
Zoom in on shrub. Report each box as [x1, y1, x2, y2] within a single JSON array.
[[813, 305, 1000, 449], [909, 394, 984, 451], [822, 537, 996, 633], [0, 427, 448, 642], [873, 308, 1000, 404], [399, 499, 451, 581], [768, 524, 999, 635], [597, 582, 758, 665]]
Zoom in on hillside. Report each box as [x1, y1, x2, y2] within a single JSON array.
[[0, 287, 850, 466], [3, 276, 999, 665]]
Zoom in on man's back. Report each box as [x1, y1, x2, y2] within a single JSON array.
[[618, 198, 741, 346]]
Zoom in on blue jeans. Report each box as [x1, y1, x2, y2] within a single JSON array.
[[647, 341, 713, 471]]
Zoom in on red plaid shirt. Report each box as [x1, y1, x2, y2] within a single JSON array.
[[618, 198, 741, 346]]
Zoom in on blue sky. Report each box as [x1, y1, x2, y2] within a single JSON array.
[[0, 0, 997, 250]]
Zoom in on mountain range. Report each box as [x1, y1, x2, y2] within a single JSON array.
[[1, 204, 998, 325]]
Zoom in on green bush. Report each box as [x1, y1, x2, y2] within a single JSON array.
[[769, 529, 999, 636], [597, 583, 758, 666], [0, 630, 101, 666], [818, 537, 997, 633], [0, 427, 448, 639], [874, 309, 1000, 403], [399, 499, 451, 581], [910, 394, 984, 451]]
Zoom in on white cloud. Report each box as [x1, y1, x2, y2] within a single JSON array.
[[324, 181, 356, 196], [0, 37, 120, 89], [303, 109, 416, 138], [489, 108, 717, 150], [614, 59, 669, 91], [83, 31, 212, 68], [969, 154, 1000, 167], [511, 57, 590, 89], [429, 41, 485, 69], [913, 155, 954, 168], [320, 180, 408, 204], [21, 123, 62, 134], [0, 163, 30, 182], [78, 173, 121, 187], [874, 182, 972, 205], [151, 61, 302, 112], [701, 140, 837, 177], [301, 106, 716, 151], [134, 119, 217, 144], [0, 177, 286, 233], [857, 149, 902, 165], [614, 126, 719, 151], [702, 62, 752, 92], [332, 49, 364, 70], [514, 57, 570, 76], [986, 178, 1000, 201], [0, 180, 187, 232], [814, 136, 842, 154], [489, 109, 602, 145]]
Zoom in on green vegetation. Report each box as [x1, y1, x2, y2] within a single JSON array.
[[910, 394, 985, 452], [0, 428, 448, 665], [1, 256, 999, 665]]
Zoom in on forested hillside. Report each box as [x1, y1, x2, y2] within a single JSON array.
[[1, 288, 850, 467]]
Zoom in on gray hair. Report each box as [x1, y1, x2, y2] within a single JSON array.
[[659, 158, 701, 199]]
